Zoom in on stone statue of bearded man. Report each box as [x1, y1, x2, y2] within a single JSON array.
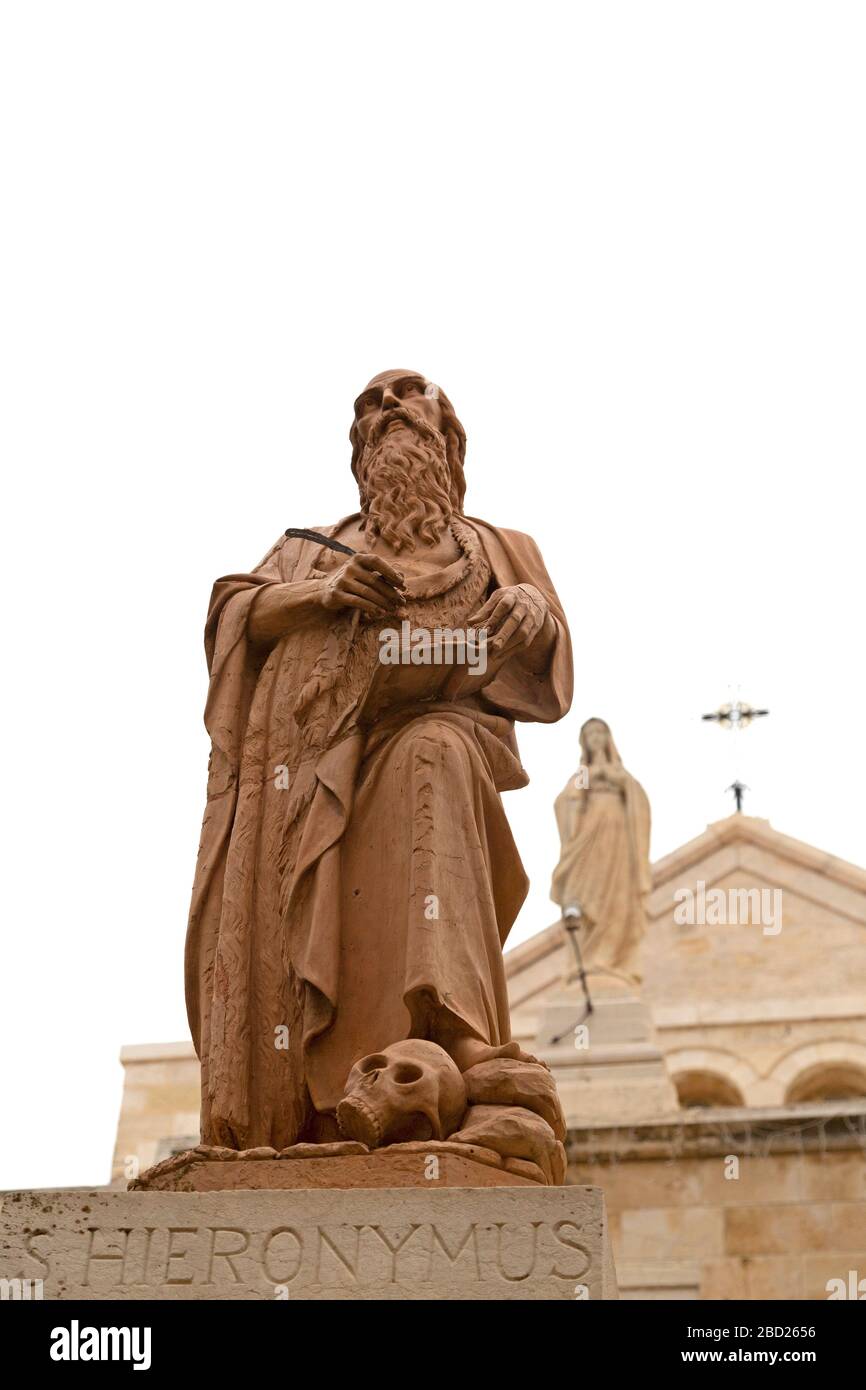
[[184, 370, 573, 1176]]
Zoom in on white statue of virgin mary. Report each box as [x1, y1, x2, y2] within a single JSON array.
[[551, 717, 652, 984]]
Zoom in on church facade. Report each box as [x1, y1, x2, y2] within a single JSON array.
[[112, 813, 866, 1300]]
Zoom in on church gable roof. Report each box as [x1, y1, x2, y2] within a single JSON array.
[[505, 815, 866, 996], [648, 815, 866, 930]]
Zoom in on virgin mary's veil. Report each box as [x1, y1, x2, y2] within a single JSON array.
[[579, 716, 623, 766]]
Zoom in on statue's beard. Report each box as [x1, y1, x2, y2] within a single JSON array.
[[356, 406, 454, 554]]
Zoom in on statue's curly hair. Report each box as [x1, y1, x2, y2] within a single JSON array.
[[349, 370, 467, 512]]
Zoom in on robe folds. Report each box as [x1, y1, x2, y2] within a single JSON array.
[[185, 514, 573, 1148]]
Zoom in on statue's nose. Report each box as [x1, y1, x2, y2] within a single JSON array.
[[381, 387, 400, 410]]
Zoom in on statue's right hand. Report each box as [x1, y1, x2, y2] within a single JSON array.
[[320, 552, 406, 618]]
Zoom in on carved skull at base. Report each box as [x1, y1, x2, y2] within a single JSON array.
[[336, 1040, 468, 1148]]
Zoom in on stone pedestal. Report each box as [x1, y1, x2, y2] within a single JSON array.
[[533, 977, 679, 1126], [0, 1184, 618, 1300]]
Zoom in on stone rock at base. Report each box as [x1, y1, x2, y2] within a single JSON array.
[[130, 1143, 541, 1192], [450, 1105, 567, 1185], [462, 1057, 567, 1139]]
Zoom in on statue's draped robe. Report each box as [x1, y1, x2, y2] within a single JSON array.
[[185, 515, 572, 1148], [551, 766, 651, 981]]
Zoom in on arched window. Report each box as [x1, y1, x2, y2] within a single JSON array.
[[785, 1063, 866, 1105], [674, 1070, 744, 1108]]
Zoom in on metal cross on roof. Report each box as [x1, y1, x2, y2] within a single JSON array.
[[702, 700, 769, 729], [702, 695, 769, 813]]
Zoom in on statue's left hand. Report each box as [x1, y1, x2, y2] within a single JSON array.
[[468, 583, 552, 658]]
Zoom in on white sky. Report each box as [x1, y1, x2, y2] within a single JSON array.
[[2, 2, 864, 1191]]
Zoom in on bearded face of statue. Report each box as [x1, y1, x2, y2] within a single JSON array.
[[354, 373, 444, 442], [351, 371, 465, 554]]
